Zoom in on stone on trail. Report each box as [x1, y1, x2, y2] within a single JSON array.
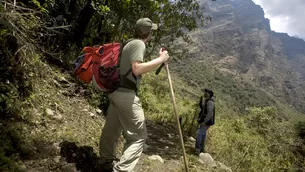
[[148, 155, 164, 163], [53, 156, 62, 163], [216, 161, 232, 172], [45, 108, 54, 116], [198, 153, 217, 168], [188, 136, 196, 142], [52, 113, 63, 121], [95, 108, 102, 114], [89, 112, 95, 117]]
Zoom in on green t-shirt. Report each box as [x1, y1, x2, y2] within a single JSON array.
[[119, 39, 146, 90]]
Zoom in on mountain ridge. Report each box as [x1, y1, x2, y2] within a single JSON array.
[[174, 0, 305, 113]]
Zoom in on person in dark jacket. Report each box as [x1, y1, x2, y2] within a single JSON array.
[[195, 88, 215, 155]]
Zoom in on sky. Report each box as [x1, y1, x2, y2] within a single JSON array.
[[252, 0, 305, 39]]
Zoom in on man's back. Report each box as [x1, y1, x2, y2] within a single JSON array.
[[119, 39, 145, 90]]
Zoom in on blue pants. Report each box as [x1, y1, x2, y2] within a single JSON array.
[[195, 125, 209, 153]]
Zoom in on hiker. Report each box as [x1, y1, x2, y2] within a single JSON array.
[[195, 89, 215, 155], [97, 18, 170, 172]]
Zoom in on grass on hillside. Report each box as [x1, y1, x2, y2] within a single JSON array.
[[139, 68, 305, 172]]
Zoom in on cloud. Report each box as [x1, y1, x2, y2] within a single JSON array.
[[252, 0, 305, 39]]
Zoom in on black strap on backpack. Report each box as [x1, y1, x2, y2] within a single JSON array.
[[118, 39, 138, 92]]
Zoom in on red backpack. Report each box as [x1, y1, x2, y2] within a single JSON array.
[[73, 41, 131, 93]]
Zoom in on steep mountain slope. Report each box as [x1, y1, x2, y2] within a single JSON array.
[[275, 32, 305, 78], [173, 0, 305, 113]]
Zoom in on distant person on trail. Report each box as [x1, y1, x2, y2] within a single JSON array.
[[97, 18, 170, 172], [195, 88, 215, 155]]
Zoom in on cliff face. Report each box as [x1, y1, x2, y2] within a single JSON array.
[[175, 0, 305, 112], [275, 32, 305, 78]]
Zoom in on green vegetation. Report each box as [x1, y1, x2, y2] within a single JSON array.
[[1, 0, 305, 172], [209, 107, 302, 171], [139, 71, 305, 171]]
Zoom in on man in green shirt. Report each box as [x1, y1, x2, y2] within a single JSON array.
[[97, 18, 170, 172]]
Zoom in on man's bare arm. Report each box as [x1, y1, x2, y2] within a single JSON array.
[[132, 49, 169, 76]]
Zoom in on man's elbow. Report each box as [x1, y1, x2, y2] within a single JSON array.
[[132, 68, 141, 76], [131, 62, 143, 76]]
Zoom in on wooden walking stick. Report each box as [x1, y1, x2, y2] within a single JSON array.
[[156, 58, 189, 171], [164, 63, 189, 172]]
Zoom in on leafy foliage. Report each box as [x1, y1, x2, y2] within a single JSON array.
[[0, 152, 23, 172], [0, 2, 43, 119], [19, 0, 205, 66], [247, 106, 278, 135]]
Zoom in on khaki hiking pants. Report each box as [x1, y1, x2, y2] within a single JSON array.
[[99, 89, 147, 172]]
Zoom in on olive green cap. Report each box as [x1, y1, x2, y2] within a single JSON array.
[[136, 18, 158, 34]]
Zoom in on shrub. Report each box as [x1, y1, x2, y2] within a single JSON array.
[[297, 121, 305, 143]]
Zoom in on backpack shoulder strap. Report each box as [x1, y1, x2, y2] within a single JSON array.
[[118, 38, 136, 65], [118, 38, 139, 91]]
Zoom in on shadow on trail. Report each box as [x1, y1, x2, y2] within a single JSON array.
[[144, 120, 193, 160], [59, 141, 99, 172], [59, 120, 196, 171]]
